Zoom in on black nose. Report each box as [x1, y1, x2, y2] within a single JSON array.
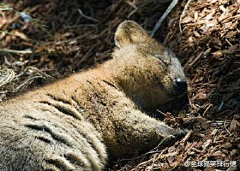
[[174, 78, 187, 95]]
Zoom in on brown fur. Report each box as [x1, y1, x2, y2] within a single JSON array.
[[0, 20, 187, 171]]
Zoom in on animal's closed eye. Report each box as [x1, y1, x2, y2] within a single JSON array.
[[154, 54, 168, 67]]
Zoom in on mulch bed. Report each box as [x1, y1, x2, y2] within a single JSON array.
[[0, 0, 239, 170]]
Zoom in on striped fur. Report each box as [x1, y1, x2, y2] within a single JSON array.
[[0, 20, 187, 171]]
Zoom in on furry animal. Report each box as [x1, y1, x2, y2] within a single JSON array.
[[0, 20, 187, 171]]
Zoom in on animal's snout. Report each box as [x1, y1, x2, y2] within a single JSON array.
[[174, 78, 187, 96]]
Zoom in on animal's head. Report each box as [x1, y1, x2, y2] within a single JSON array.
[[112, 20, 187, 110]]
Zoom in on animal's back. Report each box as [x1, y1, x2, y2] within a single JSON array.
[[0, 86, 107, 171]]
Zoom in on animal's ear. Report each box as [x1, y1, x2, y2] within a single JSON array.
[[114, 20, 150, 48]]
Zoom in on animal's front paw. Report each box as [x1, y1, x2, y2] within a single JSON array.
[[157, 128, 189, 148], [156, 122, 188, 138], [172, 128, 189, 138]]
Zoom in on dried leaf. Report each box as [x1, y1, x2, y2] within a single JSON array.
[[197, 117, 210, 130], [229, 119, 240, 131], [202, 139, 212, 150]]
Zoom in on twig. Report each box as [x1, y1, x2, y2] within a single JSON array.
[[179, 0, 192, 33], [0, 3, 13, 11], [77, 46, 94, 65], [150, 154, 157, 171], [13, 75, 43, 92], [224, 120, 232, 136], [151, 0, 179, 37], [181, 130, 192, 143], [203, 104, 213, 116], [218, 101, 224, 111], [63, 24, 97, 29], [113, 135, 173, 164], [156, 109, 167, 116], [0, 48, 33, 54], [127, 7, 138, 18], [188, 52, 203, 67], [135, 149, 168, 170], [78, 9, 99, 22], [125, 0, 138, 18], [0, 68, 15, 87]]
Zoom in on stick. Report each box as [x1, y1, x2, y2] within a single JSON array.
[[151, 0, 179, 37], [179, 0, 192, 33], [0, 48, 33, 54]]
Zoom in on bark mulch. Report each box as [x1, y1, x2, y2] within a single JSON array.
[[0, 0, 239, 170]]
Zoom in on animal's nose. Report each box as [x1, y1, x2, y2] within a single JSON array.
[[174, 78, 187, 95]]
